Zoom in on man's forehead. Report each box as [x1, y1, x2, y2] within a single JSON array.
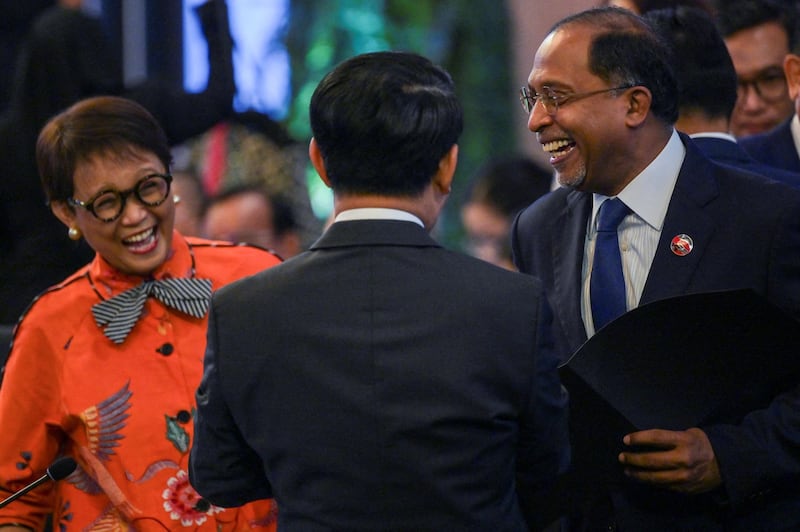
[[531, 27, 594, 83]]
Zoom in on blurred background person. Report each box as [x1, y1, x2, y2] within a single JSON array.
[[737, 4, 800, 174], [0, 0, 236, 324], [203, 184, 302, 260], [646, 5, 800, 187], [171, 169, 209, 238], [460, 155, 552, 270], [178, 110, 322, 253], [716, 0, 798, 137], [0, 95, 280, 531]]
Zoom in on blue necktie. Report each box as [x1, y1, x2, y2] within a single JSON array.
[[590, 198, 630, 331]]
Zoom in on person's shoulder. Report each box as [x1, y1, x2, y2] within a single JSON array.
[[15, 267, 94, 328], [714, 158, 800, 191], [188, 235, 281, 257], [187, 236, 282, 286], [705, 160, 800, 216], [444, 247, 543, 289], [515, 186, 575, 226], [739, 118, 792, 150]]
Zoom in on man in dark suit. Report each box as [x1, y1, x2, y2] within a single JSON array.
[[716, 0, 797, 138], [646, 6, 800, 188], [739, 115, 800, 172], [189, 51, 570, 531], [513, 7, 800, 530], [739, 30, 800, 172]]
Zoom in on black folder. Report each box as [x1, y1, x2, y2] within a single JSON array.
[[559, 289, 800, 483]]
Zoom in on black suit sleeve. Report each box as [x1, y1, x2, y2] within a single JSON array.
[[189, 301, 273, 507], [516, 290, 571, 530]]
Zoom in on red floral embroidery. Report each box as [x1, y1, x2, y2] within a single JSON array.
[[162, 470, 222, 526]]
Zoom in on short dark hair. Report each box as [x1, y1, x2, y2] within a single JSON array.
[[716, 0, 799, 54], [37, 95, 172, 204], [600, 0, 715, 15], [309, 51, 463, 197], [646, 7, 738, 120], [465, 156, 552, 218], [551, 7, 679, 124]]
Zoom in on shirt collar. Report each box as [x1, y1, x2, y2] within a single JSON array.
[[89, 231, 197, 299], [334, 208, 424, 227], [689, 131, 737, 143], [592, 129, 685, 231], [790, 114, 800, 158]]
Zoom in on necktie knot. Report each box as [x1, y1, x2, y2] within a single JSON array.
[[597, 198, 630, 232], [92, 277, 212, 344]]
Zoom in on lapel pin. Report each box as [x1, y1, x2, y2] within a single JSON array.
[[670, 234, 693, 257]]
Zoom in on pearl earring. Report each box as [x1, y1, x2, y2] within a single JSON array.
[[68, 226, 81, 241]]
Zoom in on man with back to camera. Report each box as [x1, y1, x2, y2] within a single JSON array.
[[512, 6, 800, 530], [189, 51, 570, 531]]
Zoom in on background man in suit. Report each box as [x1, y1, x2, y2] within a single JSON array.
[[645, 5, 800, 187], [716, 0, 797, 138], [512, 6, 800, 530], [189, 51, 570, 531], [738, 3, 800, 174]]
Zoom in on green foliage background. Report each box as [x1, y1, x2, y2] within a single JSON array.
[[284, 0, 516, 247]]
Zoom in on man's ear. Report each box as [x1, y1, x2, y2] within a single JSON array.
[[784, 54, 800, 101], [624, 86, 652, 127], [433, 144, 458, 195], [50, 200, 76, 228], [308, 138, 332, 188]]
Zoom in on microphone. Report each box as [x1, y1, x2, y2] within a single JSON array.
[[0, 457, 77, 509]]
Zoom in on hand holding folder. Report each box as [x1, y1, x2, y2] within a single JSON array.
[[560, 288, 800, 485]]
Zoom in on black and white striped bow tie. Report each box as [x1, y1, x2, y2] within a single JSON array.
[[92, 278, 213, 344]]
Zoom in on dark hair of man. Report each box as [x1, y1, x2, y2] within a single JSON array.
[[645, 7, 738, 120], [309, 51, 463, 197], [465, 156, 552, 218], [599, 0, 715, 15], [716, 0, 799, 54], [635, 0, 714, 14], [36, 95, 172, 204], [270, 193, 299, 237], [550, 7, 679, 124]]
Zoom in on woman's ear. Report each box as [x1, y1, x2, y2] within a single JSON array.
[[308, 138, 332, 188], [50, 200, 76, 228]]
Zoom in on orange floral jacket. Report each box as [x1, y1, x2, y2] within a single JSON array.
[[0, 233, 281, 531]]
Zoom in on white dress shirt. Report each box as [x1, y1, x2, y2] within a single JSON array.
[[582, 129, 685, 336], [334, 208, 424, 227]]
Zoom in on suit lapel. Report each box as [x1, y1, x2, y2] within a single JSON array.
[[641, 140, 718, 304], [552, 191, 591, 344]]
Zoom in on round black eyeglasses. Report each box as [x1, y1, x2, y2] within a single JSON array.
[[68, 173, 173, 222]]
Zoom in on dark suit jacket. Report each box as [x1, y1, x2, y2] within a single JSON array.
[[511, 136, 800, 530], [692, 135, 800, 188], [190, 219, 570, 531], [739, 116, 800, 174]]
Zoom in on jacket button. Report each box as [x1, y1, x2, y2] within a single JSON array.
[[157, 343, 174, 356], [176, 410, 192, 423]]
